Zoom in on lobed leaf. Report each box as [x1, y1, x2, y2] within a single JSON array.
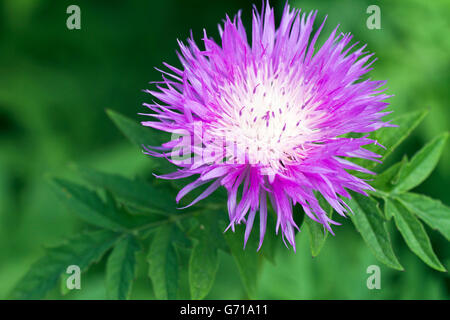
[[396, 192, 450, 241], [51, 177, 163, 230], [188, 224, 220, 299], [387, 198, 446, 271], [348, 192, 403, 270], [10, 230, 119, 299], [393, 132, 448, 193], [51, 178, 128, 231], [106, 234, 141, 299], [74, 165, 177, 214], [147, 224, 179, 300]]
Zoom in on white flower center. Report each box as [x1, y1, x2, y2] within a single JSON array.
[[208, 64, 324, 172]]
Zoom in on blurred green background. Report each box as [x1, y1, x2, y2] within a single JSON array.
[[0, 0, 449, 299]]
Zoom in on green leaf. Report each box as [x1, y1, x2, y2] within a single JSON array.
[[259, 211, 279, 264], [74, 165, 177, 214], [51, 177, 160, 230], [10, 230, 119, 299], [171, 240, 192, 300], [147, 224, 179, 300], [59, 273, 71, 296], [353, 110, 428, 169], [107, 109, 180, 175], [396, 192, 450, 241], [391, 155, 409, 185], [371, 156, 407, 192], [348, 192, 403, 270], [383, 197, 393, 221], [387, 199, 446, 271], [374, 110, 428, 163], [304, 195, 333, 257], [394, 132, 448, 193], [188, 216, 220, 299], [107, 109, 165, 149], [106, 234, 141, 300], [222, 222, 259, 299], [51, 178, 127, 231], [189, 242, 218, 300], [292, 203, 305, 232]]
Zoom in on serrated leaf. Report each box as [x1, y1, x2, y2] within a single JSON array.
[[305, 195, 333, 257], [188, 242, 219, 300], [147, 224, 179, 300], [10, 230, 119, 299], [394, 132, 448, 193], [348, 192, 403, 270], [172, 240, 192, 300], [51, 177, 160, 230], [107, 109, 165, 149], [188, 216, 220, 299], [387, 198, 446, 271], [222, 222, 259, 299], [396, 192, 450, 241], [74, 165, 177, 214], [106, 234, 141, 300], [51, 178, 127, 231]]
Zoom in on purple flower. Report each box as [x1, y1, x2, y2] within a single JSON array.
[[142, 2, 392, 250]]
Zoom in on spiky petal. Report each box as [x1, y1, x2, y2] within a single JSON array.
[[142, 2, 392, 250]]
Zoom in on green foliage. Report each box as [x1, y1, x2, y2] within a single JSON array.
[[386, 199, 445, 271], [51, 178, 127, 231], [51, 177, 158, 230], [393, 133, 448, 193], [147, 225, 180, 300], [397, 193, 450, 241], [353, 110, 428, 169], [222, 222, 259, 299], [73, 165, 177, 213], [349, 192, 403, 270], [107, 109, 165, 150], [304, 195, 333, 257], [369, 130, 449, 271], [372, 110, 428, 166], [188, 214, 220, 299], [371, 156, 407, 193], [1, 0, 448, 301], [10, 230, 119, 299], [8, 105, 449, 300], [106, 234, 141, 299]]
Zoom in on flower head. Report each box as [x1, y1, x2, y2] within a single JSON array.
[[142, 2, 392, 250]]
